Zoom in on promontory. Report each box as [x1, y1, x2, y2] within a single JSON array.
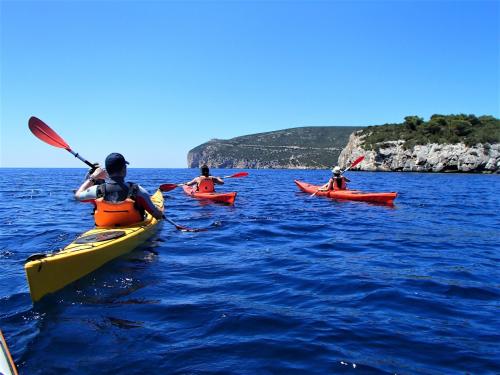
[[187, 114, 500, 173]]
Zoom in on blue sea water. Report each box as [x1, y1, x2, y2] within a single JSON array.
[[0, 168, 499, 374]]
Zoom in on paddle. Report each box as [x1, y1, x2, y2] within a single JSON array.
[[157, 184, 220, 231], [159, 183, 179, 192], [28, 117, 208, 233], [223, 172, 248, 178], [159, 172, 249, 193], [162, 215, 209, 232], [310, 156, 365, 197], [28, 116, 96, 169], [342, 155, 365, 174]]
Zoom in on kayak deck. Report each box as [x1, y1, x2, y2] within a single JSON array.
[[182, 185, 237, 205], [24, 189, 164, 302], [294, 180, 397, 204]]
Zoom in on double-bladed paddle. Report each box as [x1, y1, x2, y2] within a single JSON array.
[[28, 116, 205, 232], [159, 172, 249, 193], [310, 156, 365, 197]]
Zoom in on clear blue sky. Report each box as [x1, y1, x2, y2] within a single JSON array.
[[1, 0, 498, 168]]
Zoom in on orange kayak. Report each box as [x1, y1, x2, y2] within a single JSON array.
[[295, 180, 397, 205], [182, 185, 237, 205]]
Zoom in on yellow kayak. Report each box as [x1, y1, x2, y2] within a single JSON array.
[[25, 189, 164, 302], [0, 330, 17, 375]]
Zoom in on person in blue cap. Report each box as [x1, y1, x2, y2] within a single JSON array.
[[75, 153, 163, 227]]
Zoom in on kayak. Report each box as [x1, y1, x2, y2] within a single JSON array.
[[294, 180, 397, 204], [24, 189, 164, 302], [182, 185, 237, 205], [0, 330, 17, 375]]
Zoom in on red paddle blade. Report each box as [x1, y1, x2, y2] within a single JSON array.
[[350, 156, 365, 168], [159, 183, 179, 192], [225, 172, 249, 178], [28, 116, 70, 149]]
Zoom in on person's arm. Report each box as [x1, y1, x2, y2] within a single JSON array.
[[327, 178, 334, 190], [182, 177, 199, 187], [212, 176, 224, 185], [136, 186, 164, 220], [75, 167, 107, 200], [75, 185, 99, 202], [319, 179, 332, 191], [344, 176, 351, 183]]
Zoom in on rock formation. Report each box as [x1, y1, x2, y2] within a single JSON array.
[[338, 131, 500, 173]]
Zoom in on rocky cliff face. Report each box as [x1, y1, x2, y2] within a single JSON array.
[[338, 131, 500, 173]]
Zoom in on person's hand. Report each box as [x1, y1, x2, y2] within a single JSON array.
[[90, 167, 108, 181], [85, 163, 100, 179]]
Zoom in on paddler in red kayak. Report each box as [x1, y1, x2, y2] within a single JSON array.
[[182, 165, 224, 193], [74, 152, 163, 227], [320, 166, 351, 191]]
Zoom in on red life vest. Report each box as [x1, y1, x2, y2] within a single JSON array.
[[332, 176, 347, 191], [93, 183, 144, 227], [197, 177, 215, 193]]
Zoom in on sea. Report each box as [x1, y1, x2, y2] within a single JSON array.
[[0, 168, 499, 374]]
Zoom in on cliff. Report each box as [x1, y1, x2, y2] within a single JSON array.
[[339, 134, 499, 173], [188, 114, 499, 172], [187, 126, 361, 169]]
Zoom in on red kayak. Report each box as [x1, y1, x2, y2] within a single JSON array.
[[182, 185, 237, 205], [294, 180, 397, 205]]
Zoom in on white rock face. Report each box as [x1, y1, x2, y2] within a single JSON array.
[[338, 131, 500, 173]]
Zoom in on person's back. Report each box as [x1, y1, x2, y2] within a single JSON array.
[[331, 176, 348, 191], [183, 165, 224, 193], [74, 153, 163, 227], [326, 166, 350, 191], [197, 176, 215, 192], [93, 178, 144, 227]]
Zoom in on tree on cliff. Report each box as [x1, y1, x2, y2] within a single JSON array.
[[362, 114, 499, 150]]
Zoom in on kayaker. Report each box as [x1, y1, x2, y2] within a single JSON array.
[[75, 153, 163, 226], [182, 165, 224, 193], [321, 166, 350, 191]]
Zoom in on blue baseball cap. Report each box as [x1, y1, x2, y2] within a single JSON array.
[[105, 153, 129, 174]]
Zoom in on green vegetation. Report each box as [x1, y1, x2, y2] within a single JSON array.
[[361, 114, 500, 150], [189, 126, 361, 168]]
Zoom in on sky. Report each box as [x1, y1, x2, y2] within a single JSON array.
[[1, 0, 498, 168]]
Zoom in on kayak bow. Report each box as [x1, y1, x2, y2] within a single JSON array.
[[24, 189, 164, 302]]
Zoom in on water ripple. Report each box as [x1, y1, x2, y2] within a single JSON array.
[[0, 169, 499, 374]]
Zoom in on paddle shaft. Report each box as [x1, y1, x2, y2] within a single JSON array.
[[160, 172, 248, 192], [162, 215, 207, 232], [66, 148, 96, 169], [310, 156, 364, 197]]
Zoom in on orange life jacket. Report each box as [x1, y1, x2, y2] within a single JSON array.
[[197, 177, 215, 193], [332, 176, 347, 191], [93, 183, 144, 227]]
